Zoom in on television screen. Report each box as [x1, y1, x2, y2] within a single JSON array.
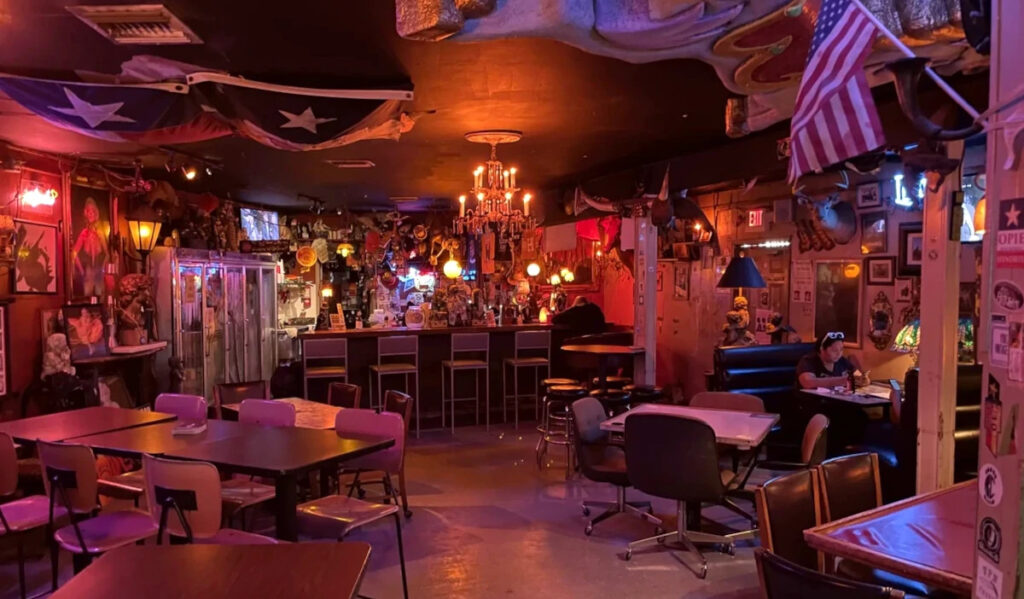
[[240, 208, 279, 241]]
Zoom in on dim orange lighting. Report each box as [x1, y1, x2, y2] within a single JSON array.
[[694, 223, 702, 231], [844, 263, 861, 278]]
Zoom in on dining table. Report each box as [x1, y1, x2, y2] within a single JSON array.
[[0, 406, 176, 445], [561, 344, 646, 391], [70, 418, 394, 541], [804, 480, 976, 595], [221, 397, 342, 429], [50, 542, 372, 599], [600, 403, 780, 450]]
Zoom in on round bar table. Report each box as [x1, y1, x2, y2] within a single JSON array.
[[560, 344, 645, 391]]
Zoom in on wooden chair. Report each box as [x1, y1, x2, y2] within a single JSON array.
[[756, 548, 906, 598], [214, 380, 269, 419], [327, 382, 362, 408], [755, 469, 824, 572]]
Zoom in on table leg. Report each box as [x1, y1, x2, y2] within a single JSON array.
[[319, 464, 332, 497], [597, 355, 609, 392], [275, 472, 299, 541]]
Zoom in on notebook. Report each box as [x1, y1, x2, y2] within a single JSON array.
[[172, 420, 208, 436]]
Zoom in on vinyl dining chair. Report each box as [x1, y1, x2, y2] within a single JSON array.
[[0, 433, 68, 599], [755, 548, 907, 598], [347, 391, 414, 517], [97, 392, 207, 505], [214, 380, 270, 419], [221, 399, 296, 525], [37, 440, 158, 582], [755, 468, 824, 572], [141, 454, 279, 545], [298, 408, 409, 599], [327, 382, 362, 409], [689, 391, 766, 413], [238, 399, 296, 427]]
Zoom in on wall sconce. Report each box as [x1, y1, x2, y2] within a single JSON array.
[[126, 203, 163, 273]]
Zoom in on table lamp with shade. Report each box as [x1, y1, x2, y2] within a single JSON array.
[[126, 203, 163, 273], [716, 250, 766, 346]]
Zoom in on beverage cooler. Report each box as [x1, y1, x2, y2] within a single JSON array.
[[152, 247, 278, 401]]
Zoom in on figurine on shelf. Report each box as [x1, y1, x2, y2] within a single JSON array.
[[721, 296, 757, 347], [116, 273, 155, 346], [766, 312, 800, 344], [41, 333, 75, 379]]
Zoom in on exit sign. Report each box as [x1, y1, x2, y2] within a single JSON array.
[[748, 208, 766, 230]]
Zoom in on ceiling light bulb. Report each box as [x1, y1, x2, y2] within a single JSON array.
[[476, 192, 484, 201], [549, 274, 561, 286], [504, 192, 512, 200], [182, 166, 198, 181], [526, 262, 540, 277], [443, 259, 462, 279]]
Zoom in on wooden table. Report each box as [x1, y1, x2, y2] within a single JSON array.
[[73, 342, 168, 408], [600, 403, 779, 450], [222, 397, 341, 429], [800, 384, 892, 408], [0, 406, 176, 445], [561, 344, 645, 390], [804, 480, 976, 595], [51, 542, 372, 599]]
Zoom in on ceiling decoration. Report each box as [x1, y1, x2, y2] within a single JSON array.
[[396, 0, 987, 132], [452, 130, 536, 239]]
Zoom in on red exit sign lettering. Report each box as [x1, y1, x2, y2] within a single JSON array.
[[748, 208, 765, 229]]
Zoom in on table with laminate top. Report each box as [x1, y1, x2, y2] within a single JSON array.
[[0, 407, 176, 445], [600, 403, 779, 450]]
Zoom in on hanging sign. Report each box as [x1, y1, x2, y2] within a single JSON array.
[[747, 208, 766, 230], [995, 197, 1024, 268], [239, 239, 292, 254]]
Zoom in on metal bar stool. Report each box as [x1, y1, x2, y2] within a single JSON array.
[[502, 330, 551, 429], [536, 381, 585, 476], [591, 376, 632, 391], [369, 336, 420, 436], [303, 338, 348, 400], [623, 384, 665, 405], [442, 333, 490, 435], [589, 388, 632, 416]]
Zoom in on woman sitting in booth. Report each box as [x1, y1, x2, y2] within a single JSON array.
[[796, 332, 870, 389]]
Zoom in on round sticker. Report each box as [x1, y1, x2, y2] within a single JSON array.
[[993, 280, 1024, 312], [980, 464, 1003, 507]]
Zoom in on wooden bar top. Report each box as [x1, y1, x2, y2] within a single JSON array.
[[300, 323, 552, 339]]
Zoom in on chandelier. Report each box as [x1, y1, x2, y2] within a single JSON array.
[[452, 130, 536, 238]]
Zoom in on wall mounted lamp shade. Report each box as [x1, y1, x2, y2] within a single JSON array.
[[127, 204, 163, 255], [716, 255, 766, 289], [974, 195, 986, 235]]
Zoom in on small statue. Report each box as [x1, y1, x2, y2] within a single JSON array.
[[41, 333, 75, 379], [117, 274, 155, 346], [721, 311, 757, 346], [731, 295, 751, 329], [766, 312, 800, 344]]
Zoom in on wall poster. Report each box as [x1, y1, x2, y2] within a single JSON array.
[[813, 260, 862, 347]]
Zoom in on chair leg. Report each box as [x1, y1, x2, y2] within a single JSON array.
[[502, 363, 507, 424], [485, 366, 490, 431], [440, 368, 446, 430], [513, 367, 519, 430], [48, 524, 58, 592], [450, 366, 457, 436], [474, 369, 480, 426], [16, 535, 26, 599], [393, 513, 409, 599], [398, 468, 411, 518]]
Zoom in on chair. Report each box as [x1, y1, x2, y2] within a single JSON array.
[[298, 409, 408, 599], [755, 469, 823, 571], [238, 399, 297, 427], [221, 398, 296, 523], [503, 330, 551, 428], [622, 384, 664, 405], [755, 548, 907, 598], [623, 413, 753, 578], [214, 380, 269, 419], [344, 392, 415, 518], [369, 336, 419, 417], [37, 440, 157, 579], [97, 392, 208, 504], [570, 397, 659, 536], [442, 332, 489, 434], [303, 338, 348, 401], [327, 382, 362, 409], [141, 454, 279, 545], [536, 382, 585, 475], [1, 433, 68, 599], [757, 414, 829, 471], [588, 388, 631, 416], [690, 391, 766, 413]]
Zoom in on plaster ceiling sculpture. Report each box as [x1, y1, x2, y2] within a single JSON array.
[[397, 0, 987, 132]]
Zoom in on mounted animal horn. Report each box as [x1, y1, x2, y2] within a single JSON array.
[[575, 186, 618, 213], [885, 57, 983, 141]]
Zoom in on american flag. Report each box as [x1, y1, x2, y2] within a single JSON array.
[[788, 0, 885, 182]]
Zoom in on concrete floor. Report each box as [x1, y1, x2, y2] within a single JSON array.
[[2, 425, 763, 599]]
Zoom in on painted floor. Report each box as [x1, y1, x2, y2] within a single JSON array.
[[1, 425, 763, 599]]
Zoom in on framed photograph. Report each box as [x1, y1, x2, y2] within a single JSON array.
[[13, 220, 58, 294], [894, 278, 913, 303], [859, 211, 887, 254], [674, 262, 689, 300], [865, 257, 896, 285], [814, 260, 863, 347], [40, 308, 61, 353], [898, 223, 923, 275], [857, 182, 882, 208], [61, 303, 110, 361], [66, 184, 115, 300]]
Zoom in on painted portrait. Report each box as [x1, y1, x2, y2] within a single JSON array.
[[68, 185, 113, 299], [62, 304, 110, 361], [14, 220, 58, 294]]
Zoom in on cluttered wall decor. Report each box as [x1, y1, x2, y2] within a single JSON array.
[[67, 184, 114, 300], [13, 220, 57, 294], [867, 291, 894, 350], [866, 257, 896, 285], [859, 211, 887, 254], [814, 260, 862, 347], [62, 303, 109, 361], [898, 222, 923, 276]]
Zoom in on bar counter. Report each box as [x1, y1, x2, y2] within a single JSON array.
[[300, 324, 563, 429]]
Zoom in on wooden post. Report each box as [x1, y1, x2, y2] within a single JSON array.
[[633, 211, 657, 383], [916, 140, 963, 493], [975, 0, 1024, 595]]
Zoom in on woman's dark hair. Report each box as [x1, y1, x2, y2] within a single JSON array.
[[819, 335, 843, 352]]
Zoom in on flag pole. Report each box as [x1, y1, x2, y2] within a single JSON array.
[[849, 0, 981, 120]]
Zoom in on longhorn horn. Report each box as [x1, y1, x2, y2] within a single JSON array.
[[886, 57, 983, 141], [836, 170, 849, 190], [576, 186, 618, 213], [656, 166, 670, 202]]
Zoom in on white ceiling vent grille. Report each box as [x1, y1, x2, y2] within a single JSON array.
[[325, 159, 376, 169], [66, 4, 202, 45]]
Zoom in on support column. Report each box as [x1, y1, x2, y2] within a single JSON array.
[[633, 212, 657, 384], [916, 140, 963, 493], [975, 0, 1024, 595]]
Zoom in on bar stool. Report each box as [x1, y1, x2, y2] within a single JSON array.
[[369, 335, 419, 416], [502, 330, 551, 429], [536, 378, 579, 441], [591, 376, 632, 391], [303, 338, 348, 400], [442, 333, 490, 434], [589, 388, 631, 416], [536, 383, 585, 475], [623, 384, 664, 405]]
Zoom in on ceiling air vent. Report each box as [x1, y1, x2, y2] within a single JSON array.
[[66, 4, 202, 45], [325, 159, 376, 169]]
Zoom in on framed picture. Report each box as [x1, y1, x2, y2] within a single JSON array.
[[66, 184, 115, 300], [865, 257, 896, 285], [674, 262, 689, 300], [898, 223, 923, 275], [894, 278, 913, 303], [40, 308, 61, 353], [859, 211, 887, 254], [814, 260, 863, 347], [857, 182, 882, 208], [13, 220, 58, 294], [61, 303, 110, 361]]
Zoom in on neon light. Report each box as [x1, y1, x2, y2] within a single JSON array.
[[19, 186, 58, 208], [893, 173, 926, 208]]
